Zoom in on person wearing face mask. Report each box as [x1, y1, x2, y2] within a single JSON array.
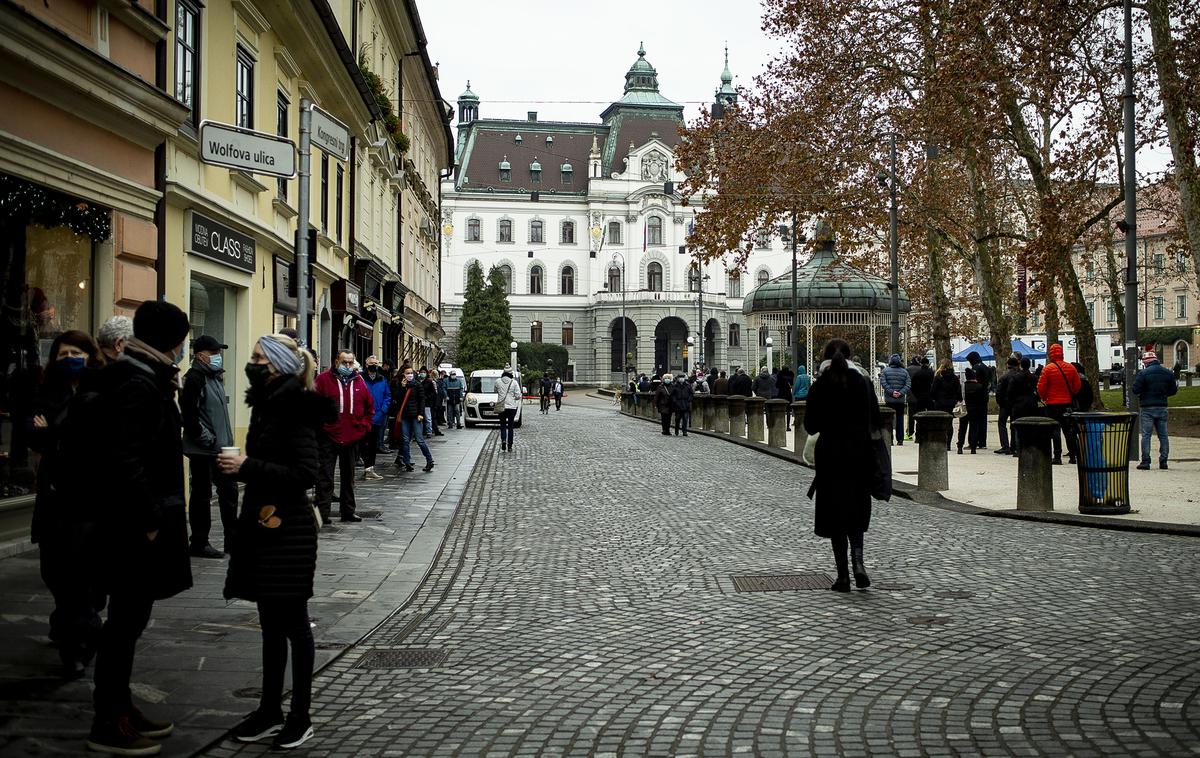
[[312, 350, 373, 523], [218, 333, 326, 751], [29, 330, 106, 680], [96, 315, 133, 362], [83, 300, 193, 756], [418, 367, 442, 437], [180, 335, 238, 559], [359, 356, 390, 481], [391, 366, 434, 472]]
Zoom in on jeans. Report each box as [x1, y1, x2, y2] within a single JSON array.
[[886, 402, 905, 444], [498, 408, 517, 447], [315, 435, 357, 519], [424, 406, 434, 436], [187, 455, 239, 550], [360, 425, 382, 468], [447, 400, 461, 428], [378, 422, 390, 450], [397, 417, 433, 466], [257, 598, 314, 719], [92, 592, 154, 720], [1139, 407, 1169, 465]]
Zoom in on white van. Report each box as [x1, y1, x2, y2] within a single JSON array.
[[464, 369, 523, 427], [438, 363, 465, 380]]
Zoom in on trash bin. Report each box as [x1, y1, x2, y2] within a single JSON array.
[[1065, 412, 1136, 515]]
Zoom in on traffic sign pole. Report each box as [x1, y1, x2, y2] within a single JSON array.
[[296, 99, 312, 347]]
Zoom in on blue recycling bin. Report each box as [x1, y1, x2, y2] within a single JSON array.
[[1065, 412, 1136, 515]]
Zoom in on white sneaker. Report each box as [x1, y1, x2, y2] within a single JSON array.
[[363, 467, 384, 481]]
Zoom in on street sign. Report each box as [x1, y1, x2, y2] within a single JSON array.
[[199, 120, 296, 177], [309, 105, 350, 162]]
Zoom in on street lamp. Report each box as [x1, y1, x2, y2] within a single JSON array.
[[765, 335, 774, 374], [876, 134, 901, 357], [610, 251, 629, 376], [686, 336, 695, 374], [779, 215, 807, 372], [509, 340, 517, 371]]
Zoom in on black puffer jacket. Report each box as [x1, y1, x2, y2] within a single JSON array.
[[930, 371, 963, 413], [224, 376, 332, 602]]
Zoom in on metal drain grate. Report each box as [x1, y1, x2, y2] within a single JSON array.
[[908, 615, 951, 626], [355, 648, 448, 669], [732, 573, 832, 592]]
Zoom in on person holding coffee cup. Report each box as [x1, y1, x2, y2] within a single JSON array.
[[218, 333, 330, 750], [181, 334, 238, 558]]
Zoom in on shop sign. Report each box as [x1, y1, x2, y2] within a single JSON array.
[[199, 120, 296, 178], [310, 105, 350, 162], [331, 279, 362, 317], [190, 211, 256, 272]]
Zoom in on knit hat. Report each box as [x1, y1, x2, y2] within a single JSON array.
[[133, 300, 190, 353], [1142, 351, 1158, 365]]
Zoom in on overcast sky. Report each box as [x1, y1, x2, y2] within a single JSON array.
[[417, 0, 1172, 177]]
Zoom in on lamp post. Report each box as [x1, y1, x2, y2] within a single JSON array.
[[765, 335, 774, 374], [1121, 0, 1139, 418], [509, 340, 517, 371], [610, 251, 628, 376], [686, 336, 695, 375], [780, 211, 806, 372], [887, 133, 900, 357]]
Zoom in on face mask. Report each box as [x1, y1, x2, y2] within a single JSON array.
[[209, 354, 223, 371], [245, 362, 272, 387], [404, 374, 414, 384], [419, 373, 427, 379], [367, 366, 378, 374], [59, 356, 86, 377], [172, 348, 184, 365], [336, 365, 355, 379]]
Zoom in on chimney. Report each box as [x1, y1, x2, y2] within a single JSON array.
[[527, 111, 537, 122]]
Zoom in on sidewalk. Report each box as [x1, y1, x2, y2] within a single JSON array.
[[0, 427, 488, 757]]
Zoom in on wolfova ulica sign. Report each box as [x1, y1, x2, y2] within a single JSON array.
[[190, 212, 256, 273]]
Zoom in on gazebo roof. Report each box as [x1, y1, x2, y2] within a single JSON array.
[[743, 232, 911, 315]]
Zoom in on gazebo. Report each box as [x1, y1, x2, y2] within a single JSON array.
[[743, 221, 911, 374]]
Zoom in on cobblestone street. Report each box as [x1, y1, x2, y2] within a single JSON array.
[[206, 399, 1200, 757]]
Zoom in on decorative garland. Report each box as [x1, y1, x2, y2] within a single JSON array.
[[0, 173, 111, 242]]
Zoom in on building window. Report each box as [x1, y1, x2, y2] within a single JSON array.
[[530, 160, 541, 183], [1154, 252, 1164, 272], [175, 1, 199, 113], [1031, 311, 1041, 328], [1085, 261, 1094, 281], [728, 323, 741, 347], [499, 219, 512, 243], [560, 265, 575, 295], [728, 272, 742, 298], [1106, 299, 1116, 324], [608, 266, 621, 293], [498, 264, 512, 294], [276, 92, 289, 199], [647, 261, 663, 292], [647, 216, 663, 245], [688, 265, 700, 292], [235, 46, 254, 129], [467, 218, 481, 242], [561, 164, 573, 185], [757, 269, 770, 286], [499, 157, 511, 182], [1154, 295, 1164, 320], [530, 220, 544, 243], [607, 221, 622, 244], [561, 220, 575, 244], [1178, 294, 1187, 319], [530, 320, 542, 343], [335, 164, 344, 243], [529, 265, 543, 294], [1086, 301, 1095, 323], [1178, 252, 1188, 272], [320, 153, 329, 231], [755, 229, 770, 250], [562, 321, 574, 346]]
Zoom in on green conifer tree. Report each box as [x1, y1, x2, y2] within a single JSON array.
[[455, 262, 512, 374]]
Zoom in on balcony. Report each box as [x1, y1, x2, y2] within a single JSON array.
[[594, 289, 714, 305]]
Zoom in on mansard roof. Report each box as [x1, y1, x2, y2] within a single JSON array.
[[456, 120, 608, 194]]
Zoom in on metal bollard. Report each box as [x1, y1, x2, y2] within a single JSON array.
[[711, 395, 729, 434], [727, 395, 747, 438], [765, 399, 789, 448], [745, 397, 766, 442], [878, 405, 896, 447], [914, 411, 953, 491], [1012, 417, 1059, 511], [792, 401, 808, 459]]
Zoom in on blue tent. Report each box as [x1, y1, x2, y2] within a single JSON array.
[[953, 339, 1047, 362]]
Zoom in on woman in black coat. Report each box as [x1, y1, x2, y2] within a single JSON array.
[[930, 359, 963, 450], [804, 339, 882, 592], [219, 334, 330, 750], [957, 368, 989, 454]]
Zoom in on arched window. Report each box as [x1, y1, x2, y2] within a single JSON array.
[[728, 323, 741, 347], [647, 261, 663, 292], [466, 218, 481, 242], [607, 220, 622, 244], [530, 320, 542, 343], [498, 219, 512, 243], [561, 220, 576, 244], [530, 219, 544, 243], [647, 216, 663, 245], [498, 264, 512, 294], [728, 272, 742, 298], [529, 265, 543, 294], [560, 265, 575, 295], [757, 268, 771, 286], [608, 266, 622, 293]]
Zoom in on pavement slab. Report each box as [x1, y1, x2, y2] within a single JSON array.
[[202, 398, 1200, 757]]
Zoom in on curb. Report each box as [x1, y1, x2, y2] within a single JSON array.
[[617, 410, 1199, 538]]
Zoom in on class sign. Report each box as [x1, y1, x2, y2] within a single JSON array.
[[310, 105, 350, 162], [190, 212, 256, 273], [199, 120, 296, 178]]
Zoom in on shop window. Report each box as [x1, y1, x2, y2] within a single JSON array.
[[175, 0, 200, 126], [189, 276, 232, 349], [235, 45, 254, 129], [562, 322, 574, 346]]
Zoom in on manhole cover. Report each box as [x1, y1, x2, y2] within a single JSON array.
[[355, 648, 448, 669], [908, 615, 950, 626], [876, 582, 915, 591], [732, 573, 832, 592], [232, 687, 262, 699], [356, 510, 383, 519], [934, 591, 974, 599]]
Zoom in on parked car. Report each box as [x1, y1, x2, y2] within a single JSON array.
[[464, 369, 523, 428]]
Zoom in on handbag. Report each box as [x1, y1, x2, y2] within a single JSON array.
[[953, 400, 967, 418], [802, 431, 819, 466], [869, 423, 893, 501], [1053, 363, 1081, 411]]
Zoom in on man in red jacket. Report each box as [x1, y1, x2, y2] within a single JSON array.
[[1036, 343, 1082, 465], [313, 350, 373, 522]]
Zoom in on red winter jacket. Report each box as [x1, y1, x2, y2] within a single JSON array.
[[1036, 344, 1082, 406], [313, 369, 374, 445]]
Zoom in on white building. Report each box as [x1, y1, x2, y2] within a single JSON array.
[[440, 46, 803, 382]]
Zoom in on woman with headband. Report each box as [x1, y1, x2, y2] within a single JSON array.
[[217, 333, 332, 750]]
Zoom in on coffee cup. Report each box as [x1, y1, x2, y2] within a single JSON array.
[[220, 446, 241, 456]]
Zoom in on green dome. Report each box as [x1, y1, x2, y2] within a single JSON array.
[[458, 81, 479, 103], [624, 43, 660, 92], [742, 237, 911, 315]]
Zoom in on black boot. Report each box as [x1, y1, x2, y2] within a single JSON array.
[[851, 546, 871, 589], [831, 540, 851, 592]]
